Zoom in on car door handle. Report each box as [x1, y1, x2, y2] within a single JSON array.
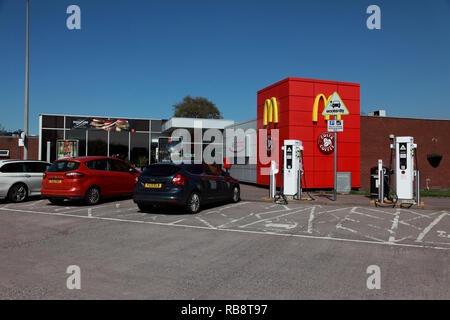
[[24, 174, 31, 178]]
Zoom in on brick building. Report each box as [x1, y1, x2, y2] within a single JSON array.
[[360, 116, 450, 190], [0, 136, 39, 160]]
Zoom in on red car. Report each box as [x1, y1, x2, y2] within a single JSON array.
[[41, 156, 140, 205]]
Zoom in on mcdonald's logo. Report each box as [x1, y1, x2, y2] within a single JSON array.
[[263, 97, 279, 126], [312, 94, 342, 122]]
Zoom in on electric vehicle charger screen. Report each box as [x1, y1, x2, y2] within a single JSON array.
[[286, 146, 293, 169]]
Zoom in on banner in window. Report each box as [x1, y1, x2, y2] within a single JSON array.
[[70, 118, 136, 132]]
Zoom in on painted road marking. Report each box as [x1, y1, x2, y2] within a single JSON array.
[[1, 206, 449, 251], [239, 207, 311, 228], [307, 206, 316, 233], [265, 222, 298, 230], [388, 210, 401, 243], [416, 212, 448, 242], [195, 216, 216, 229]]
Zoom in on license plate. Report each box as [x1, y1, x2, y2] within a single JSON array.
[[49, 179, 62, 184], [145, 183, 162, 188]]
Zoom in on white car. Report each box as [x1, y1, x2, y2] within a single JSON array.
[[0, 160, 51, 202]]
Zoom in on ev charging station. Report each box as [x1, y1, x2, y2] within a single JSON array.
[[281, 140, 303, 198], [374, 136, 421, 207], [393, 136, 417, 201]]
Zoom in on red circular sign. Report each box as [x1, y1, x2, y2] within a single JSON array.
[[317, 132, 335, 154]]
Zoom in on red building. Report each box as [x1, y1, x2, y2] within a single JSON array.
[[257, 77, 360, 189]]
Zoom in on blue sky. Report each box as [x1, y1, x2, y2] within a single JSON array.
[[1, 0, 449, 134]]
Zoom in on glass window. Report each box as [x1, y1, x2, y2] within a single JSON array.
[[135, 120, 149, 131], [109, 159, 131, 172], [130, 132, 149, 168], [151, 120, 162, 132], [142, 164, 180, 177], [26, 162, 50, 173], [88, 130, 108, 156], [183, 164, 204, 175], [1, 163, 25, 173], [42, 115, 65, 129], [85, 159, 109, 171], [203, 163, 221, 176], [110, 131, 129, 161], [66, 130, 86, 157], [41, 129, 64, 163], [47, 161, 80, 172]]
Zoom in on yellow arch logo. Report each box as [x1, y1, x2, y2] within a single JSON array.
[[313, 94, 341, 122], [263, 97, 279, 126]]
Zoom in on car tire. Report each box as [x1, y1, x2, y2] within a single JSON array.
[[137, 202, 153, 212], [231, 185, 240, 203], [85, 186, 101, 205], [48, 198, 65, 205], [7, 183, 28, 203], [186, 191, 201, 214]]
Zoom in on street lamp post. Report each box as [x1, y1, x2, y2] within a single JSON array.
[[24, 0, 30, 160]]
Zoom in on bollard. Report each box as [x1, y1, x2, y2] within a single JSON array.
[[416, 170, 420, 206], [294, 170, 302, 200], [46, 141, 51, 163], [378, 159, 384, 203], [269, 160, 278, 199]]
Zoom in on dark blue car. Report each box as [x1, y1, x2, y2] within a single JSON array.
[[133, 163, 240, 214]]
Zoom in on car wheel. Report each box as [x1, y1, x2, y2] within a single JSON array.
[[186, 191, 201, 214], [48, 198, 65, 205], [231, 185, 240, 203], [137, 202, 153, 212], [8, 183, 28, 203], [85, 187, 101, 205]]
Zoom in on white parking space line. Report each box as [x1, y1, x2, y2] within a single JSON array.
[[351, 207, 386, 220], [403, 210, 442, 223], [254, 205, 293, 219], [216, 213, 255, 229], [388, 210, 401, 243], [307, 206, 316, 233], [1, 206, 449, 251], [195, 216, 216, 229], [167, 219, 186, 225], [203, 201, 249, 215], [19, 200, 46, 208], [239, 207, 312, 228], [54, 206, 76, 212], [416, 211, 449, 242]]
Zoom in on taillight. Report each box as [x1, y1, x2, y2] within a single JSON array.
[[172, 174, 188, 186], [43, 172, 47, 179], [65, 172, 84, 179]]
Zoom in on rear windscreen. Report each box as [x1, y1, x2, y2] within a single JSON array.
[[47, 161, 80, 172], [142, 164, 180, 177]]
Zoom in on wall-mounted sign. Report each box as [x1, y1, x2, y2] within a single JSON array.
[[322, 92, 349, 116], [317, 132, 335, 154], [0, 150, 10, 157], [57, 139, 79, 159], [313, 91, 350, 122], [70, 118, 136, 132], [263, 97, 279, 126], [327, 119, 344, 132]]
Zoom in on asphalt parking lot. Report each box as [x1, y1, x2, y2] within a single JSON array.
[[0, 194, 449, 299]]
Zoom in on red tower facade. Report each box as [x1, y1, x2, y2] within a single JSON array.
[[256, 77, 360, 189]]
